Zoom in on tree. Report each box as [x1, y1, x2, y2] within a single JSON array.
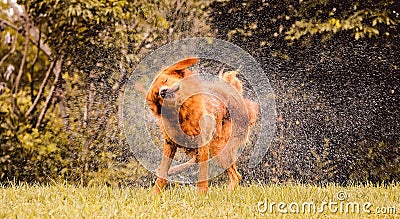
[[0, 0, 214, 184]]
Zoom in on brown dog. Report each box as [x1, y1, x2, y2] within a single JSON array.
[[146, 57, 258, 194]]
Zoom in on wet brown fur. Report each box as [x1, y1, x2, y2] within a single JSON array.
[[146, 57, 258, 194]]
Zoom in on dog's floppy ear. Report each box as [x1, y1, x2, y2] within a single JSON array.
[[165, 57, 199, 76], [170, 57, 199, 70]]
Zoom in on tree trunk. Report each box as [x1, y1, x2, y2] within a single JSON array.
[[35, 57, 63, 129]]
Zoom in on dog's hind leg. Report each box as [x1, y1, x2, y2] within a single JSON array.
[[168, 157, 197, 175], [227, 163, 242, 191], [154, 140, 177, 194]]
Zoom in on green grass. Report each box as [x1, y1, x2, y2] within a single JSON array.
[[1, 182, 399, 218]]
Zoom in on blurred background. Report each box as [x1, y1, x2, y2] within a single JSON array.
[[0, 0, 399, 186]]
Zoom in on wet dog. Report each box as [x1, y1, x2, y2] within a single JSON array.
[[146, 57, 258, 194]]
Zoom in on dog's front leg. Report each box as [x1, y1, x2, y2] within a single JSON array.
[[197, 144, 209, 194], [154, 140, 177, 194]]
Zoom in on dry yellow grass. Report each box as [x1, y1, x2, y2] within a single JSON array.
[[1, 182, 399, 218]]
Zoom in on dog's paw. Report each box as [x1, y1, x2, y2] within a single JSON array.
[[153, 178, 167, 195], [197, 181, 209, 194]]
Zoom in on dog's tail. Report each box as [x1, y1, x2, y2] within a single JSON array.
[[221, 70, 259, 144], [244, 99, 259, 143], [221, 70, 243, 95]]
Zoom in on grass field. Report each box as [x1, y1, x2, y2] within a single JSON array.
[[1, 182, 399, 218]]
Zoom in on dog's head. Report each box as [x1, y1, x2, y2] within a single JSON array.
[[146, 57, 199, 116]]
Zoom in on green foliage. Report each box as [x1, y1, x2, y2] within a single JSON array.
[[285, 0, 399, 41], [0, 88, 68, 182], [349, 141, 400, 182], [308, 138, 338, 183], [1, 0, 215, 185]]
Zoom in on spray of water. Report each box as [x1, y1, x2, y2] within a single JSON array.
[[123, 37, 276, 183]]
